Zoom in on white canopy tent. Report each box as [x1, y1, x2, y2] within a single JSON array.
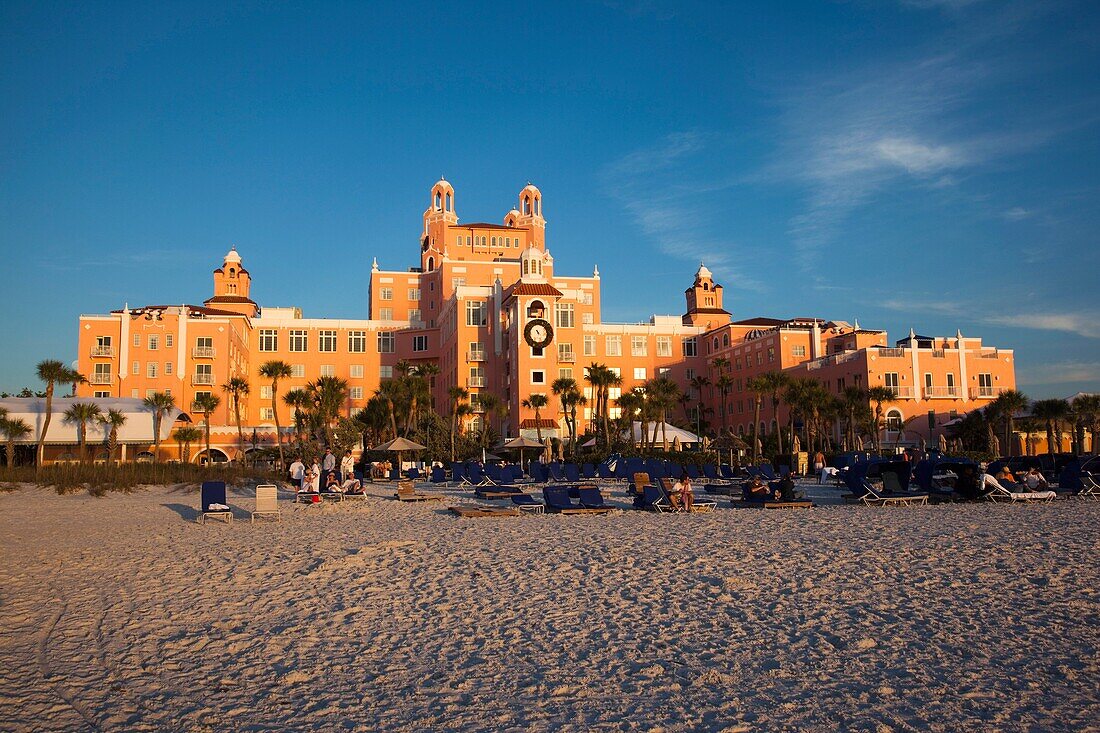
[[0, 397, 184, 445], [581, 422, 702, 448]]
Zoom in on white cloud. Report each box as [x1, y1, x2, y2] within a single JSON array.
[[985, 313, 1100, 339], [1002, 206, 1031, 220], [1018, 361, 1100, 385], [873, 137, 965, 173]]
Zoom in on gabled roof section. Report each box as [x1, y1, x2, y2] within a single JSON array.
[[505, 282, 563, 299]]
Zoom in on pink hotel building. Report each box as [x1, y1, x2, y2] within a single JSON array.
[[75, 179, 1017, 462]]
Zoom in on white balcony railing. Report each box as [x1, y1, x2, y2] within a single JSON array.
[[876, 347, 906, 358], [91, 346, 115, 358], [192, 347, 216, 358], [192, 373, 215, 385], [971, 386, 1004, 399], [883, 386, 915, 399], [558, 351, 576, 363], [89, 374, 112, 385], [470, 404, 485, 413], [924, 386, 959, 399], [467, 351, 486, 362], [467, 377, 485, 388]]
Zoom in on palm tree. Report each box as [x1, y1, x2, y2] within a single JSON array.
[[173, 425, 202, 463], [258, 360, 293, 469], [142, 391, 177, 463], [283, 388, 312, 450], [193, 392, 222, 464], [689, 375, 710, 436], [865, 386, 898, 453], [415, 361, 441, 414], [34, 359, 81, 468], [746, 375, 768, 462], [477, 392, 501, 452], [990, 389, 1030, 457], [1071, 393, 1100, 455], [551, 377, 585, 457], [758, 371, 791, 455], [522, 393, 550, 443], [307, 376, 349, 446], [222, 376, 251, 463], [841, 386, 868, 451], [63, 402, 102, 464], [584, 363, 620, 449], [643, 377, 681, 451], [375, 380, 402, 441], [99, 409, 127, 466], [715, 374, 734, 430], [0, 416, 32, 469], [447, 386, 469, 462], [614, 389, 644, 449], [1031, 398, 1070, 461]]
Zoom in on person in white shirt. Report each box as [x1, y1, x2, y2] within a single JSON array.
[[322, 450, 337, 473], [340, 450, 355, 482], [1023, 468, 1049, 491], [289, 458, 305, 484]]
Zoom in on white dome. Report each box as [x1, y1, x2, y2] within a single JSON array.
[[224, 247, 242, 264], [695, 262, 712, 280]]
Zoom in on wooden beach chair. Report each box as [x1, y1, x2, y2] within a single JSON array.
[[394, 480, 445, 502]]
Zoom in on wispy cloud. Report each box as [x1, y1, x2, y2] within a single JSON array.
[[601, 133, 765, 291], [985, 313, 1100, 339], [1018, 360, 1100, 385], [1001, 206, 1032, 220], [878, 296, 1100, 339]]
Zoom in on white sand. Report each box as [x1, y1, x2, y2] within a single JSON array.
[[1, 481, 1097, 732]]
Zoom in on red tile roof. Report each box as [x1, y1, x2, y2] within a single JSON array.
[[452, 222, 521, 230], [507, 282, 563, 298], [204, 295, 257, 304], [520, 418, 559, 429]]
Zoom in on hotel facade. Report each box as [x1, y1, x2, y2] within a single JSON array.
[[73, 179, 1018, 462]]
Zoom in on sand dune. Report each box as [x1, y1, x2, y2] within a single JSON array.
[[1, 482, 1097, 731]]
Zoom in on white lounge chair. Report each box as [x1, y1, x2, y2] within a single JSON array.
[[251, 484, 280, 523], [983, 475, 1056, 503], [1076, 471, 1099, 499]]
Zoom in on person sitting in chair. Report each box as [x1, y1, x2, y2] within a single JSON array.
[[342, 476, 364, 494], [323, 472, 344, 493], [998, 465, 1017, 485], [1023, 467, 1049, 491], [745, 475, 774, 501], [672, 475, 695, 512], [299, 469, 319, 493], [777, 475, 804, 501], [664, 478, 684, 511]]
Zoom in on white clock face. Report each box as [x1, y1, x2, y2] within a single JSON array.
[[530, 324, 547, 341]]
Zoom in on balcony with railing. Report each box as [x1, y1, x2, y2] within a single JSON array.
[[192, 346, 216, 358], [970, 386, 1004, 399], [90, 346, 115, 358], [466, 350, 486, 362], [467, 376, 485, 388], [558, 351, 576, 363], [884, 386, 915, 399], [924, 385, 960, 399], [875, 347, 906, 358], [470, 403, 484, 413], [192, 373, 215, 385], [89, 373, 112, 385]]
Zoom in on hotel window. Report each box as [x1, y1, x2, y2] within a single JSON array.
[[631, 336, 647, 357], [348, 330, 366, 352], [682, 338, 697, 357], [469, 366, 485, 387], [738, 400, 744, 414], [768, 347, 775, 362], [259, 330, 278, 351], [609, 367, 620, 378], [582, 313, 594, 325], [408, 288, 420, 301], [164, 362, 173, 375], [379, 308, 393, 321], [792, 345, 806, 357], [583, 335, 596, 356], [605, 335, 622, 357], [133, 333, 141, 348], [466, 301, 487, 326], [454, 277, 466, 288], [723, 333, 730, 347], [195, 364, 212, 381], [165, 334, 173, 348], [350, 365, 364, 378], [320, 365, 335, 377], [559, 367, 573, 379], [94, 391, 110, 398], [633, 367, 647, 380], [946, 373, 956, 393], [289, 330, 308, 352], [260, 386, 273, 399], [291, 364, 305, 378], [380, 365, 393, 379], [658, 367, 671, 377], [377, 332, 395, 353], [260, 407, 275, 421], [318, 330, 337, 352], [555, 303, 575, 328], [132, 361, 139, 375], [350, 387, 364, 400], [146, 389, 157, 399], [656, 336, 672, 357], [735, 357, 742, 370], [409, 309, 421, 323], [756, 353, 763, 366], [491, 236, 497, 247], [558, 343, 573, 360], [686, 368, 695, 380], [885, 373, 899, 390], [380, 288, 393, 300], [531, 370, 545, 384], [148, 335, 159, 350], [413, 335, 429, 352], [131, 389, 139, 398]]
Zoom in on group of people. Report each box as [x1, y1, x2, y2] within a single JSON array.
[[288, 449, 363, 497], [744, 473, 805, 502]]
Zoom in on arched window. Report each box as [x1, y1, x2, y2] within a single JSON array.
[[523, 196, 531, 215], [885, 409, 903, 432], [427, 257, 435, 271], [713, 337, 720, 351], [434, 192, 442, 210], [723, 334, 730, 347], [703, 282, 709, 291], [737, 424, 744, 436], [523, 260, 529, 275], [446, 192, 452, 211], [534, 197, 540, 215]]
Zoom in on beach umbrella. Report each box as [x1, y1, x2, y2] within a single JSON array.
[[556, 438, 564, 462], [792, 434, 801, 454], [672, 435, 681, 452], [500, 436, 544, 470], [543, 437, 553, 463], [374, 436, 427, 478], [938, 433, 948, 453]]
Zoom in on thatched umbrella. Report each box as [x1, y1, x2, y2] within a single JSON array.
[[374, 436, 426, 479], [938, 433, 948, 453], [672, 435, 682, 452], [500, 436, 544, 471]]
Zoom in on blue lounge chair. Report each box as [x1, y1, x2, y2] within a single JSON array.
[[844, 460, 929, 506], [685, 464, 701, 480], [510, 492, 544, 513], [578, 486, 615, 511], [759, 464, 778, 481], [548, 463, 567, 483], [485, 464, 504, 483], [564, 463, 582, 483], [466, 464, 495, 487], [200, 481, 232, 524], [544, 486, 610, 514], [720, 464, 737, 480], [635, 484, 673, 512], [582, 463, 597, 479]]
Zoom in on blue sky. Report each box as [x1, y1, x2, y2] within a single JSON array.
[[2, 0, 1097, 397]]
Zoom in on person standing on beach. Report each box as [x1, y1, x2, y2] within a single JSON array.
[[340, 450, 355, 482], [813, 450, 826, 483], [322, 449, 336, 474], [289, 457, 305, 485]]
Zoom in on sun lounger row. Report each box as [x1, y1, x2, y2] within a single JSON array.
[[199, 481, 365, 524]]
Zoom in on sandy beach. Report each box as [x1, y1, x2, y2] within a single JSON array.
[[1, 481, 1097, 732]]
